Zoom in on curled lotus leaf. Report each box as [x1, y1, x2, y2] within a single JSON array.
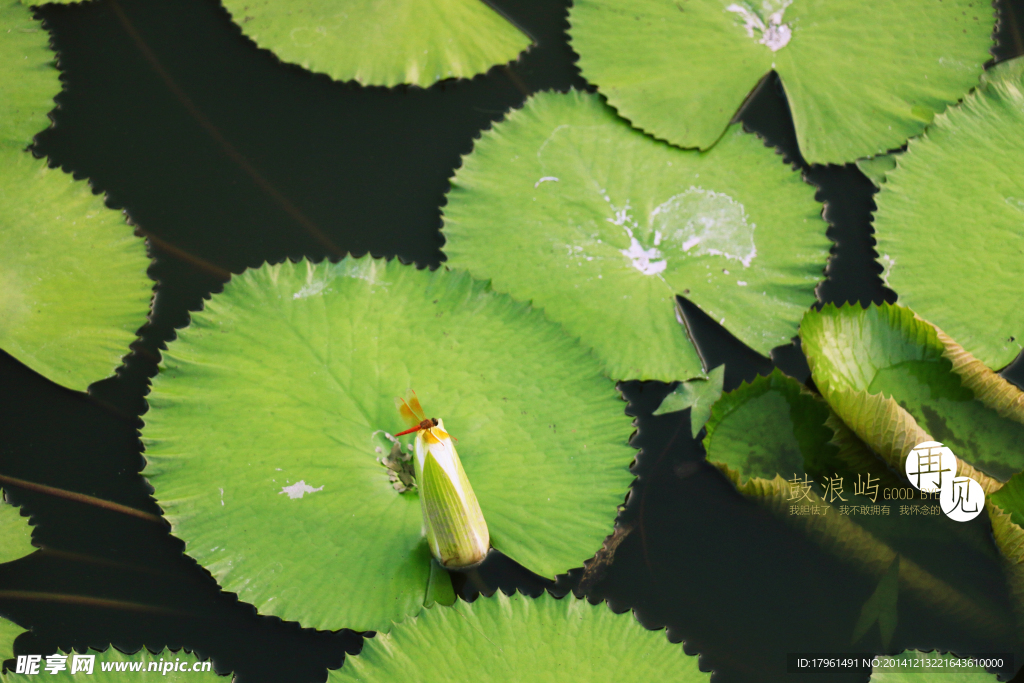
[[800, 303, 1024, 484], [704, 372, 1012, 643]]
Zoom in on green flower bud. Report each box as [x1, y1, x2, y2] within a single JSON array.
[[413, 418, 490, 568]]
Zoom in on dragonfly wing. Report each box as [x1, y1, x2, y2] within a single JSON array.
[[395, 390, 426, 428]]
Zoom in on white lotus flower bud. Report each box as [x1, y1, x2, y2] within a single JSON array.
[[412, 419, 490, 568]]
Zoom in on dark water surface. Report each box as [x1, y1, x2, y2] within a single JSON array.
[[3, 0, 1024, 680]]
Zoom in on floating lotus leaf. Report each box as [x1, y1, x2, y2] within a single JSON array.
[[0, 2, 152, 392], [0, 494, 34, 661], [443, 90, 827, 381], [142, 257, 634, 632], [219, 0, 531, 88], [568, 0, 993, 164], [3, 647, 220, 681], [869, 651, 998, 682], [0, 615, 22, 665], [0, 149, 153, 392], [0, 0, 59, 150], [800, 304, 1024, 483], [332, 591, 707, 682], [0, 496, 34, 565], [873, 57, 1024, 369]]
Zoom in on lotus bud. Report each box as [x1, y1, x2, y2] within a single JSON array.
[[412, 418, 490, 568]]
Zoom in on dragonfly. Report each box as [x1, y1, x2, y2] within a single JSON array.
[[395, 390, 490, 569]]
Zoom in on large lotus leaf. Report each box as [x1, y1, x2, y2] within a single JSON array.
[[869, 651, 998, 682], [219, 0, 531, 88], [0, 148, 152, 392], [332, 591, 706, 682], [443, 90, 827, 381], [873, 57, 1024, 369], [142, 257, 634, 632], [0, 0, 59, 150], [4, 647, 220, 681], [800, 304, 1024, 482], [2, 0, 151, 391], [568, 0, 992, 164]]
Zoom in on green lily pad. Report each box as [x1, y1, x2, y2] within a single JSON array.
[[873, 57, 1024, 369], [0, 0, 59, 150], [0, 493, 35, 661], [0, 148, 153, 392], [0, 615, 23, 664], [568, 0, 992, 164], [3, 647, 220, 680], [869, 651, 998, 682], [0, 495, 34, 565], [652, 364, 724, 437], [219, 0, 531, 88], [1, 1, 152, 392], [443, 90, 827, 381], [800, 304, 1024, 482], [142, 257, 634, 632], [332, 591, 707, 682]]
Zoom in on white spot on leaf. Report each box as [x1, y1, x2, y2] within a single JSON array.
[[651, 187, 757, 267], [879, 254, 896, 285], [1005, 196, 1024, 213], [279, 480, 324, 499], [534, 176, 559, 187], [621, 238, 668, 275], [293, 281, 331, 300], [726, 0, 793, 51]]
